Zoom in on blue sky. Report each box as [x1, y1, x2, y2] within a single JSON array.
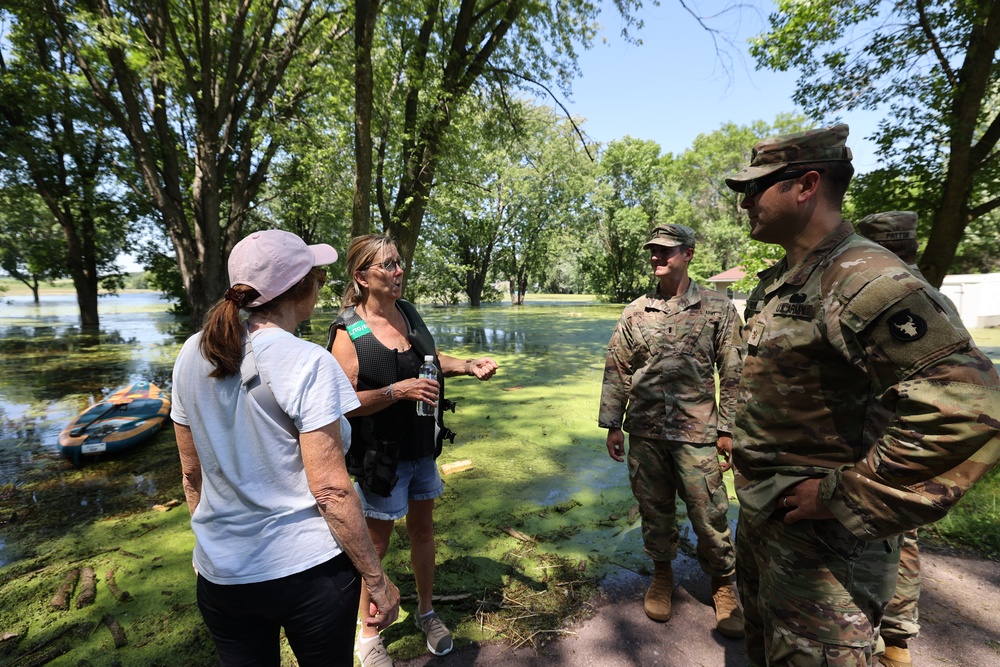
[[565, 1, 882, 173]]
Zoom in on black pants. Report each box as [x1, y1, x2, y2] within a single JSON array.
[[196, 553, 361, 667]]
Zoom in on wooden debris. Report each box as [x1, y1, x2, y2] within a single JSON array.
[[102, 615, 127, 648], [440, 459, 473, 475], [0, 631, 19, 643], [105, 569, 131, 602], [49, 569, 79, 610], [628, 503, 640, 522], [75, 567, 97, 608], [118, 549, 142, 559], [11, 643, 70, 667], [9, 623, 81, 666], [501, 526, 533, 542], [152, 499, 182, 512]]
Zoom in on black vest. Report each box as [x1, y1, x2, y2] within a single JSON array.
[[327, 300, 451, 467]]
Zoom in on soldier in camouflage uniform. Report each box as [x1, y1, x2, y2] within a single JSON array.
[[856, 211, 948, 667], [725, 125, 1000, 666], [599, 224, 745, 638]]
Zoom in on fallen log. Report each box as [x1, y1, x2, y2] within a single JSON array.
[[75, 567, 96, 608], [10, 643, 70, 667], [49, 569, 79, 611], [105, 568, 131, 602], [102, 615, 127, 648]]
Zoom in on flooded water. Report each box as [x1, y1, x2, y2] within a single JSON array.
[[0, 292, 627, 569], [0, 292, 186, 487], [0, 293, 617, 477]]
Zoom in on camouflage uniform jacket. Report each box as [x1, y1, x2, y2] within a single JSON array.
[[599, 279, 743, 444], [734, 220, 1000, 540]]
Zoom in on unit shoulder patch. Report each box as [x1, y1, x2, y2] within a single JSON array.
[[887, 309, 927, 342]]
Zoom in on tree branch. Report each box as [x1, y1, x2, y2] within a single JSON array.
[[488, 67, 594, 162], [915, 0, 957, 88], [968, 195, 1000, 221]]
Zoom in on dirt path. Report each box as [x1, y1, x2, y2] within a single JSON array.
[[398, 547, 1000, 667]]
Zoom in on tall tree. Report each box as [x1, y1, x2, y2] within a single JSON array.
[[0, 5, 130, 324], [584, 136, 664, 303], [494, 105, 595, 305], [358, 0, 643, 288], [752, 0, 1000, 287], [0, 185, 68, 303], [42, 0, 349, 325]]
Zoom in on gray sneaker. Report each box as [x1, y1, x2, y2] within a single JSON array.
[[414, 610, 453, 656], [357, 635, 394, 667]]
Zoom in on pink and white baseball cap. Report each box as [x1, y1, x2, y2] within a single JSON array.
[[228, 230, 338, 307]]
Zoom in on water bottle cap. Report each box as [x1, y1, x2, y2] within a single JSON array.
[[424, 355, 433, 362]]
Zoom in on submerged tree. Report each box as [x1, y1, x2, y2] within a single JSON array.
[[0, 186, 68, 303], [752, 0, 1000, 286], [0, 5, 130, 324], [357, 0, 642, 289], [584, 136, 665, 303], [41, 0, 349, 326]]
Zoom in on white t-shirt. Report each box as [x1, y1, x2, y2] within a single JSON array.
[[171, 326, 361, 585]]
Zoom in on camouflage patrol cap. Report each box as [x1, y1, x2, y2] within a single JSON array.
[[856, 211, 918, 242], [725, 124, 853, 192], [644, 224, 696, 249]]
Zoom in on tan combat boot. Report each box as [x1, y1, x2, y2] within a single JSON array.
[[643, 560, 674, 621], [711, 576, 745, 638], [877, 645, 912, 667]]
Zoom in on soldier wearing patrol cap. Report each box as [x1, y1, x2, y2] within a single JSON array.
[[599, 223, 745, 639], [856, 211, 962, 667], [725, 125, 1000, 666]]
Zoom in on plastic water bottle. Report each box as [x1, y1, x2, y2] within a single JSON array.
[[417, 355, 438, 416]]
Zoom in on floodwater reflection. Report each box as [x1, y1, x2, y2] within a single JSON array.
[[0, 292, 184, 485]]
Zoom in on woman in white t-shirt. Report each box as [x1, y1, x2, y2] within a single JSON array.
[[171, 230, 399, 667]]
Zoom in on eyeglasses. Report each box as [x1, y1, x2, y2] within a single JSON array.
[[744, 168, 825, 198], [365, 258, 402, 273]]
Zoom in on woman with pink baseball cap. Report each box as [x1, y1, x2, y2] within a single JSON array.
[[171, 230, 400, 666]]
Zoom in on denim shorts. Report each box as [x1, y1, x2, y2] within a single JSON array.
[[357, 456, 444, 521]]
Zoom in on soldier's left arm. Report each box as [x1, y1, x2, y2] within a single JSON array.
[[714, 299, 744, 434], [821, 273, 1000, 540]]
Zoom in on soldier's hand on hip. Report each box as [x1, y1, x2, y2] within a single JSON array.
[[779, 478, 835, 524]]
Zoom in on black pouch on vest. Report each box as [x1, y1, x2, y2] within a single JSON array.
[[359, 434, 400, 498]]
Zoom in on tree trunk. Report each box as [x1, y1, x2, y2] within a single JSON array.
[[353, 0, 380, 238], [916, 1, 1000, 287]]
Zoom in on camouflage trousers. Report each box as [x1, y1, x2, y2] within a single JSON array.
[[626, 435, 735, 577], [736, 511, 899, 666], [880, 529, 920, 642]]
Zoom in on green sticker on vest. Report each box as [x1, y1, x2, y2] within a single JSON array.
[[347, 320, 371, 340]]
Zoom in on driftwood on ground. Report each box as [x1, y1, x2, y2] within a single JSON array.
[[102, 615, 127, 648], [49, 569, 79, 610], [75, 567, 96, 608], [105, 568, 131, 602]]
